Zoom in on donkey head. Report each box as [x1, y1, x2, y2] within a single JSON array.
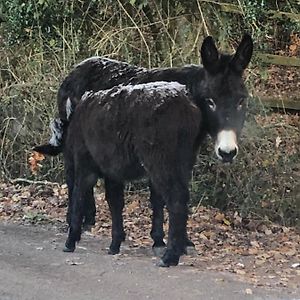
[[198, 34, 253, 163]]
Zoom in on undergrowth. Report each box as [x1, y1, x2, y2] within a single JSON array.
[[0, 0, 299, 226]]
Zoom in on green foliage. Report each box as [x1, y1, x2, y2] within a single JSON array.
[[1, 0, 102, 46], [241, 0, 300, 50], [1, 0, 299, 226]]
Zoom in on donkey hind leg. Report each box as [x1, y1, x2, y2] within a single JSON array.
[[64, 169, 98, 253], [65, 164, 74, 226], [149, 183, 166, 256], [105, 178, 126, 255], [157, 181, 190, 267], [64, 155, 96, 230], [82, 187, 96, 231]]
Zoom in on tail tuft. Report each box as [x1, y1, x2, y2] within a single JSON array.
[[33, 144, 62, 156], [49, 118, 64, 147], [33, 118, 65, 156]]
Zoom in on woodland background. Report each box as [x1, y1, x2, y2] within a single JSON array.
[[0, 0, 299, 226]]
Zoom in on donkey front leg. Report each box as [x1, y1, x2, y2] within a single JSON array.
[[159, 183, 190, 267], [149, 183, 195, 256], [105, 178, 126, 255]]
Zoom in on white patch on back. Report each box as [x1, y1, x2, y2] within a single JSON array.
[[95, 81, 187, 99], [75, 56, 101, 67], [66, 97, 73, 121], [75, 56, 130, 68], [215, 130, 238, 159], [82, 91, 94, 102], [49, 119, 63, 146]]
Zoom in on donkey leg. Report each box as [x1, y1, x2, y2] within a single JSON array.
[[149, 183, 195, 256], [64, 166, 97, 252], [65, 165, 74, 226], [82, 187, 96, 231], [105, 178, 126, 255], [64, 183, 83, 252], [149, 183, 166, 256], [65, 151, 96, 230], [158, 182, 190, 267]]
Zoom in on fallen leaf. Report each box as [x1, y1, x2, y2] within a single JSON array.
[[275, 136, 282, 148], [236, 269, 246, 275], [285, 249, 296, 257], [28, 151, 45, 175], [245, 288, 253, 295], [248, 248, 259, 255], [255, 259, 266, 266], [250, 240, 260, 248], [282, 227, 290, 233], [223, 218, 231, 226], [214, 213, 225, 222]]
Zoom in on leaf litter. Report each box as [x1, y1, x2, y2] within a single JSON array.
[[0, 181, 299, 291]]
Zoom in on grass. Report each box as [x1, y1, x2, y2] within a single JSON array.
[[0, 0, 299, 226]]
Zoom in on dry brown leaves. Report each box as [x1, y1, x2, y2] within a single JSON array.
[[288, 33, 300, 57], [0, 182, 67, 223], [28, 152, 45, 175], [187, 206, 300, 290], [255, 33, 300, 101], [254, 113, 300, 157], [1, 180, 299, 291], [253, 64, 300, 101]]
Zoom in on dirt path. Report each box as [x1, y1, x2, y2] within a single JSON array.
[[0, 222, 299, 300]]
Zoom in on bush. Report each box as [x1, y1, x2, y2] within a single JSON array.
[[190, 110, 299, 226], [1, 0, 299, 226]]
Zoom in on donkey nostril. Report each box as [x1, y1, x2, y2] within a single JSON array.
[[230, 148, 238, 158], [218, 148, 238, 162]]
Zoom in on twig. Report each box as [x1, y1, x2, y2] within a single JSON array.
[[9, 178, 60, 186], [196, 0, 209, 36], [116, 0, 152, 68], [192, 192, 206, 217]]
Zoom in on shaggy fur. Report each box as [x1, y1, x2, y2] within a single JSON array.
[[34, 35, 253, 253], [63, 81, 202, 267]]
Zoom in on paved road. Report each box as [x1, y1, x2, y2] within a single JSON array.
[[0, 222, 298, 300]]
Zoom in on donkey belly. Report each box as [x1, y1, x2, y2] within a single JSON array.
[[88, 145, 146, 181]]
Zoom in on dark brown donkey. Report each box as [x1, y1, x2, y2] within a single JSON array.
[[63, 81, 202, 267], [34, 35, 253, 258]]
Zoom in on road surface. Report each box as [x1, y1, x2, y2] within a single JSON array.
[[0, 222, 298, 300]]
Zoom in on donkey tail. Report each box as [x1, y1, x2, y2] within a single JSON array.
[[33, 118, 65, 156], [33, 143, 63, 156]]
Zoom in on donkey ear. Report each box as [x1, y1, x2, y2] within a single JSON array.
[[230, 34, 253, 74], [201, 36, 219, 74]]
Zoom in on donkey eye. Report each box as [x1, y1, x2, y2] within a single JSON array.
[[237, 98, 245, 110], [205, 98, 216, 111]]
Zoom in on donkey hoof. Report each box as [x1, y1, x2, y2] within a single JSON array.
[[108, 247, 120, 255], [82, 224, 93, 232], [186, 239, 195, 247], [63, 245, 75, 253], [157, 258, 179, 267], [185, 246, 197, 256], [158, 251, 180, 267], [152, 246, 166, 257], [157, 259, 170, 267]]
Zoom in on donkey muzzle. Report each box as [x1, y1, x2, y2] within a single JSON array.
[[215, 130, 239, 163]]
